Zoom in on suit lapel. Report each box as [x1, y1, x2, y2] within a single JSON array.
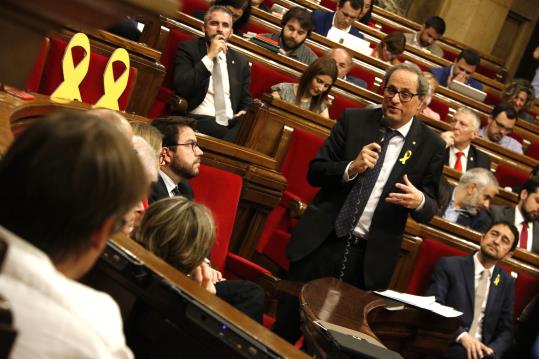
[[484, 265, 502, 320], [533, 221, 539, 253], [226, 52, 238, 111], [467, 146, 477, 169]]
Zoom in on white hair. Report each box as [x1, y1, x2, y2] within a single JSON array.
[[455, 107, 481, 132], [133, 135, 159, 182], [458, 167, 498, 191]]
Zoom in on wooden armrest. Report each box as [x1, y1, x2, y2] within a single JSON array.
[[280, 192, 308, 218], [258, 272, 304, 298], [166, 94, 188, 114]]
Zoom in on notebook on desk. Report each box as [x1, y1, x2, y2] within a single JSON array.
[[326, 27, 372, 56], [448, 80, 487, 102]]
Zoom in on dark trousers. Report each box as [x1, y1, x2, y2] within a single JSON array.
[[190, 114, 241, 142], [215, 279, 265, 324], [272, 232, 367, 343]]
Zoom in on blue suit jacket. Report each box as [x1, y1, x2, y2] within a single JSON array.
[[429, 66, 483, 91], [426, 254, 515, 358], [312, 10, 363, 38]]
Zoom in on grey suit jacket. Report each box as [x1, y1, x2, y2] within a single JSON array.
[[488, 205, 539, 254]]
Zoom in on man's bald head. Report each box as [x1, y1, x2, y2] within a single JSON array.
[[327, 48, 353, 79], [88, 109, 133, 141]]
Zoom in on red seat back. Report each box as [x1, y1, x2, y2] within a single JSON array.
[[189, 164, 243, 272], [512, 271, 539, 318], [320, 0, 337, 10], [428, 98, 449, 122], [405, 238, 467, 295], [348, 65, 376, 90], [484, 91, 501, 106], [526, 142, 539, 161], [26, 38, 50, 92], [506, 131, 524, 144], [250, 62, 295, 99], [180, 0, 209, 15], [38, 37, 136, 111], [495, 163, 528, 189], [329, 95, 363, 120]]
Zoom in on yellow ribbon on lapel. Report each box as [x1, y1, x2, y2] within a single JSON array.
[[94, 48, 130, 110], [50, 32, 90, 102], [399, 150, 412, 165], [493, 273, 500, 286]]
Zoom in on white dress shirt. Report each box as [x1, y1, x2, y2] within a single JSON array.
[[343, 118, 421, 238], [191, 53, 234, 124], [0, 226, 133, 359], [515, 206, 534, 251], [448, 144, 471, 172], [159, 170, 178, 198]]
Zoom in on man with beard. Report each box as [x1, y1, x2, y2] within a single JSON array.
[[479, 103, 522, 154], [261, 6, 318, 65], [430, 49, 483, 91], [426, 221, 517, 359], [404, 16, 446, 58], [149, 116, 266, 323], [489, 177, 539, 253], [173, 6, 251, 142], [438, 168, 498, 232], [440, 107, 491, 172]]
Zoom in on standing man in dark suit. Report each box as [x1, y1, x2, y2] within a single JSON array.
[[174, 6, 251, 142], [426, 221, 518, 359], [489, 177, 539, 254], [437, 168, 498, 233], [273, 63, 446, 343], [429, 49, 483, 91], [312, 0, 364, 38], [149, 117, 265, 323], [440, 107, 491, 172]]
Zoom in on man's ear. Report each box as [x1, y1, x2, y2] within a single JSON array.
[[467, 182, 477, 194], [487, 116, 493, 125], [161, 147, 172, 165], [90, 217, 116, 254], [520, 188, 528, 201]]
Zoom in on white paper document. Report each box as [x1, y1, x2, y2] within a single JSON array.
[[374, 290, 463, 318]]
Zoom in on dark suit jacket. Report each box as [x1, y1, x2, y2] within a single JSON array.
[[287, 108, 445, 289], [148, 175, 193, 204], [173, 37, 251, 113], [345, 75, 368, 89], [444, 144, 492, 171], [426, 254, 515, 358], [429, 66, 483, 91], [312, 10, 364, 38], [489, 205, 539, 254], [437, 181, 492, 233]]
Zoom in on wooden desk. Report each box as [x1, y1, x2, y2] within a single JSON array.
[[300, 277, 460, 358]]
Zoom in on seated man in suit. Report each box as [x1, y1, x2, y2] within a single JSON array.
[[404, 16, 446, 58], [312, 0, 364, 38], [174, 6, 251, 142], [261, 7, 318, 65], [426, 221, 517, 359], [489, 177, 539, 254], [438, 168, 498, 232], [148, 117, 265, 323], [440, 107, 491, 172], [429, 49, 483, 91], [479, 103, 522, 154], [0, 111, 149, 358], [327, 47, 368, 88]]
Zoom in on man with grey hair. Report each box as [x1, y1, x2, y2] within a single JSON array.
[[326, 47, 367, 88], [438, 168, 498, 232], [440, 107, 491, 172], [173, 5, 251, 142], [273, 62, 446, 343]]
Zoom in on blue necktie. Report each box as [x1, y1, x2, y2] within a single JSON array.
[[334, 129, 400, 238]]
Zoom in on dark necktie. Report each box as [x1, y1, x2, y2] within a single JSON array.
[[334, 129, 400, 238], [171, 185, 181, 197]]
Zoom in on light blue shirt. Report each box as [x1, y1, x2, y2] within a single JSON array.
[[479, 128, 523, 154]]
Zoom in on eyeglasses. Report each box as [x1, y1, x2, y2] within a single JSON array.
[[383, 86, 421, 102], [492, 118, 513, 133], [166, 141, 200, 152]]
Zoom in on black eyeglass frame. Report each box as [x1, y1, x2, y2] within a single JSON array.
[[382, 86, 423, 102]]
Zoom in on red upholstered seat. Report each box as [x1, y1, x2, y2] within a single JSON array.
[[405, 238, 467, 295], [506, 131, 524, 144], [38, 37, 137, 111], [484, 91, 501, 106], [250, 62, 295, 99], [245, 20, 273, 34], [526, 142, 539, 161], [320, 0, 337, 10], [512, 271, 539, 318], [26, 38, 50, 92], [256, 128, 325, 271], [494, 163, 528, 189], [329, 95, 363, 120], [428, 98, 449, 122], [443, 51, 457, 63], [180, 0, 209, 16], [147, 29, 194, 118], [348, 65, 376, 91]]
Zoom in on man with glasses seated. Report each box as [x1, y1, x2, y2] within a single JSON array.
[[312, 0, 364, 39], [429, 49, 483, 91], [273, 63, 445, 343], [479, 103, 522, 154]]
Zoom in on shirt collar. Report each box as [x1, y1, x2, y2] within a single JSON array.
[[332, 12, 352, 33], [159, 169, 178, 197], [387, 117, 414, 138], [450, 143, 471, 157], [473, 252, 493, 278], [516, 205, 525, 224]]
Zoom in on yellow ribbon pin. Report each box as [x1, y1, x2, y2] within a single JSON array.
[[399, 150, 412, 165], [94, 48, 130, 110], [493, 274, 500, 286], [50, 33, 91, 102]]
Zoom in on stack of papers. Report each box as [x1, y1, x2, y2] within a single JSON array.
[[374, 290, 463, 318]]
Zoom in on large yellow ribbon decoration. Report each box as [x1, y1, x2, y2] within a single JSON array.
[[399, 150, 412, 165], [50, 33, 91, 102], [94, 48, 130, 110]]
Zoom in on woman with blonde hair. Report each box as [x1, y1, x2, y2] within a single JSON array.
[[502, 79, 536, 123], [421, 71, 442, 121]]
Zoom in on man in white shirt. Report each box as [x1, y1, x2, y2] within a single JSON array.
[[174, 6, 251, 142], [0, 111, 149, 358], [440, 107, 491, 172], [489, 177, 539, 254], [426, 221, 517, 359]]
